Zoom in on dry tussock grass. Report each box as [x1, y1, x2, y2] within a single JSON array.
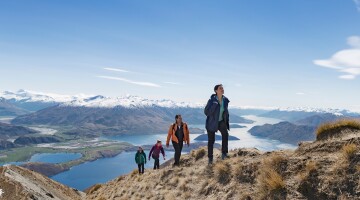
[[130, 169, 139, 177], [298, 160, 317, 181], [341, 143, 357, 160], [263, 153, 287, 174], [234, 161, 258, 183], [258, 168, 285, 193], [213, 161, 232, 184], [316, 119, 360, 140], [194, 148, 206, 161], [87, 184, 102, 194], [356, 165, 360, 172], [257, 154, 287, 199]]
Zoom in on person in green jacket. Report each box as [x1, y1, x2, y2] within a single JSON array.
[[135, 147, 147, 174]]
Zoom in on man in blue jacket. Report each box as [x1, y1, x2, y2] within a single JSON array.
[[204, 84, 230, 164]]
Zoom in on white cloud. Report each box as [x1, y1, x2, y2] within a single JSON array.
[[313, 36, 360, 80], [163, 81, 181, 85], [296, 92, 306, 95], [235, 83, 242, 87], [104, 67, 129, 73], [98, 76, 161, 87], [339, 74, 356, 80], [354, 0, 360, 11]]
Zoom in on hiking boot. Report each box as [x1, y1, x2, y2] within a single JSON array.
[[221, 153, 229, 160], [208, 158, 213, 165]]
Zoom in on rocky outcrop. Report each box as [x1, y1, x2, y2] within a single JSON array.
[[0, 165, 84, 200]]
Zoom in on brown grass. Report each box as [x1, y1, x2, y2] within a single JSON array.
[[183, 191, 191, 199], [338, 194, 350, 200], [234, 162, 258, 183], [194, 148, 206, 161], [199, 179, 215, 196], [169, 177, 179, 187], [213, 161, 231, 184], [316, 119, 360, 140], [356, 165, 360, 172], [179, 180, 189, 191], [130, 169, 138, 177], [263, 154, 287, 174], [257, 154, 287, 198], [299, 160, 317, 181], [258, 168, 285, 196], [341, 143, 357, 160], [305, 160, 317, 173], [87, 184, 102, 194]]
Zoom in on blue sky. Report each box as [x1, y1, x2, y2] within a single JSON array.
[[1, 0, 360, 111]]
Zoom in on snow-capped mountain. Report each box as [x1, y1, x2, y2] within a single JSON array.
[[274, 107, 357, 116], [1, 89, 359, 115], [1, 89, 203, 109], [0, 89, 92, 103], [62, 94, 204, 108]]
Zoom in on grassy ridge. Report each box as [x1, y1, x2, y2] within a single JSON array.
[[316, 119, 360, 140]]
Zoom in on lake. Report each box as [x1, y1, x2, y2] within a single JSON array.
[[226, 115, 296, 151], [51, 151, 175, 191], [50, 115, 296, 190], [4, 115, 297, 191]]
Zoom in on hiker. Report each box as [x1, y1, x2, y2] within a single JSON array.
[[166, 114, 190, 166], [135, 146, 147, 174], [204, 84, 230, 164], [149, 140, 166, 169]]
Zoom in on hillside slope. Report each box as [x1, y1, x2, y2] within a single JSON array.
[[86, 126, 360, 200], [12, 106, 251, 136], [0, 97, 29, 116], [0, 165, 85, 200], [248, 121, 316, 145]]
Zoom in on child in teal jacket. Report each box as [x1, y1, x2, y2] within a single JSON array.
[[135, 147, 147, 174]]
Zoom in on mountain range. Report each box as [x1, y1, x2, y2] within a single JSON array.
[[249, 113, 359, 145], [1, 90, 253, 136], [2, 89, 360, 138], [2, 89, 358, 115]]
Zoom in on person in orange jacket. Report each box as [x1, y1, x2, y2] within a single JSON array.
[[166, 114, 190, 166]]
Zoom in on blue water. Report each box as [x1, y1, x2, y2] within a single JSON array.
[[30, 153, 82, 164], [3, 116, 297, 191], [51, 151, 175, 191]]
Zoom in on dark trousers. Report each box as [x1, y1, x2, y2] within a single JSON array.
[[152, 155, 160, 169], [207, 120, 229, 159], [172, 140, 183, 165], [138, 163, 144, 174]]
